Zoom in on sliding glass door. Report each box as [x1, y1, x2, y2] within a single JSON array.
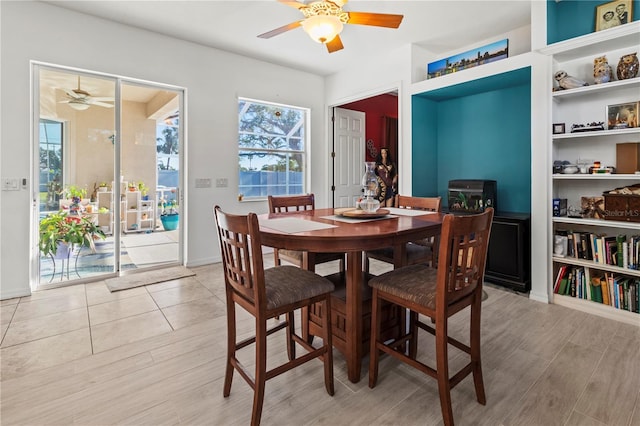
[[34, 64, 184, 289], [119, 81, 182, 272]]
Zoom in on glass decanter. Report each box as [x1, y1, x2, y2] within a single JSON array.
[[359, 161, 381, 213]]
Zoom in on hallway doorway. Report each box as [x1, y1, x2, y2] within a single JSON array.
[[332, 90, 399, 207]]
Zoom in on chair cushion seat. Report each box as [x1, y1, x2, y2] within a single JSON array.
[[367, 242, 432, 264], [264, 265, 335, 310], [278, 249, 303, 262], [278, 249, 343, 265], [368, 263, 437, 309]]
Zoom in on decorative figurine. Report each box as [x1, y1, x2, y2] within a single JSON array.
[[617, 52, 639, 80], [593, 55, 612, 84], [554, 70, 589, 90]]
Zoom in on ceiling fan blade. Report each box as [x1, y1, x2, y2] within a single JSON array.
[[89, 101, 115, 108], [326, 34, 344, 53], [333, 0, 348, 6], [90, 96, 115, 102], [277, 0, 307, 9], [258, 20, 302, 38], [347, 11, 403, 28], [64, 88, 83, 99]]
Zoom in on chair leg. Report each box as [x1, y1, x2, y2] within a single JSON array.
[[470, 292, 486, 405], [301, 306, 314, 345], [321, 296, 335, 396], [435, 315, 454, 426], [273, 250, 281, 266], [368, 289, 381, 388], [364, 254, 370, 274], [286, 311, 296, 361], [251, 318, 267, 426], [408, 310, 418, 359], [223, 299, 236, 398]]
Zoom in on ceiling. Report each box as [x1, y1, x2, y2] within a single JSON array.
[[42, 0, 532, 76]]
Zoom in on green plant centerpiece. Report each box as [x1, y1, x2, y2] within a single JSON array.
[[159, 196, 179, 231], [39, 210, 106, 257]]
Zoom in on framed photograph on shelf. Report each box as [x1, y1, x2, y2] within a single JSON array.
[[595, 0, 633, 32], [553, 123, 566, 134], [606, 101, 639, 130]]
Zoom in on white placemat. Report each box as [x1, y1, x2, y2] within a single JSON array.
[[386, 207, 438, 216], [259, 217, 337, 234]]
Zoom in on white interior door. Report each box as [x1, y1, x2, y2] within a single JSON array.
[[333, 107, 365, 207]]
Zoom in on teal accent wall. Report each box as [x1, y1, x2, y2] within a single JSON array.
[[412, 68, 531, 213], [411, 96, 438, 196], [547, 0, 640, 44]]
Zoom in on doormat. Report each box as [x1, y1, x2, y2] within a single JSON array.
[[106, 265, 195, 292]]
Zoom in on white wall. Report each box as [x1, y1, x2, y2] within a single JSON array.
[[325, 44, 413, 196], [0, 1, 327, 299]]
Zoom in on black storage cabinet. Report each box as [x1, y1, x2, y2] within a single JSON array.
[[484, 212, 531, 293]]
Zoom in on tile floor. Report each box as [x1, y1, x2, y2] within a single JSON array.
[[1, 259, 639, 425]]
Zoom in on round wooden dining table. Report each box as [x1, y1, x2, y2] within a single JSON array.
[[258, 207, 444, 383]]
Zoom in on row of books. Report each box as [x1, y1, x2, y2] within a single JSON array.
[[555, 231, 640, 270], [553, 265, 639, 313]]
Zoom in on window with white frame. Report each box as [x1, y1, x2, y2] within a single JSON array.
[[238, 98, 307, 199]]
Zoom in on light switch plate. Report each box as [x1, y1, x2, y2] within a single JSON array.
[[2, 178, 20, 191]]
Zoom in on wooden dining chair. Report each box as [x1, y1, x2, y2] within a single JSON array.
[[268, 194, 345, 273], [213, 205, 335, 426], [364, 194, 442, 273], [368, 208, 494, 426]]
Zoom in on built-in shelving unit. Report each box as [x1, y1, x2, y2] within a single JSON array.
[[545, 18, 640, 324]]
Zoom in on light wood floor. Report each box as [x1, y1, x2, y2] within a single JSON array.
[[1, 259, 639, 425]]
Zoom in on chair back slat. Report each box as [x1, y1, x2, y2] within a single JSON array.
[[395, 195, 442, 212], [268, 194, 315, 213], [436, 208, 493, 304], [214, 205, 266, 309]]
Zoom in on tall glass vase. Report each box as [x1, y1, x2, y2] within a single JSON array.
[[360, 161, 381, 213]]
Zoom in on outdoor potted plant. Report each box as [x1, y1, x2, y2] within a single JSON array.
[[60, 185, 87, 214], [98, 182, 109, 192], [39, 210, 106, 258], [159, 196, 179, 231], [138, 181, 149, 200]]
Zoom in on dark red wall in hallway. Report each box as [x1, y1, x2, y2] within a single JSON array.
[[341, 93, 398, 161]]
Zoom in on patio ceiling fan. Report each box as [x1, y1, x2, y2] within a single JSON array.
[[59, 76, 114, 111], [258, 0, 403, 53]]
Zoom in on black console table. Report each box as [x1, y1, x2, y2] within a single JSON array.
[[484, 212, 531, 292]]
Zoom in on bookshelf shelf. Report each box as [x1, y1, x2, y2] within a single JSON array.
[[553, 293, 639, 326], [552, 128, 640, 141], [552, 256, 640, 277], [551, 77, 640, 102], [552, 217, 640, 230], [552, 174, 640, 180]]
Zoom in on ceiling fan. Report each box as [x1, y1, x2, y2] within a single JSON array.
[[258, 0, 403, 53], [59, 76, 115, 111]]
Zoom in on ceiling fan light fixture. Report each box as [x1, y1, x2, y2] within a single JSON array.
[[302, 14, 343, 44], [68, 101, 90, 111]]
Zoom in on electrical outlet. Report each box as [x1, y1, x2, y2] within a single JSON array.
[[195, 178, 212, 188], [215, 178, 228, 188]]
